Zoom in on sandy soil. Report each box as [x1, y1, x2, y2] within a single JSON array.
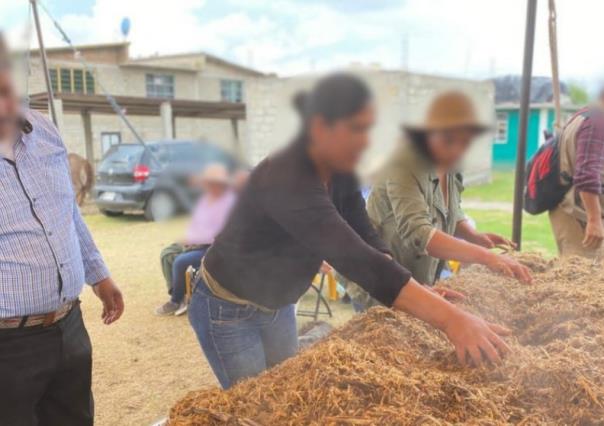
[[80, 213, 354, 426]]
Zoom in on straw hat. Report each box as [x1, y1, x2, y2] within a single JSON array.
[[404, 91, 490, 134], [200, 163, 230, 185]]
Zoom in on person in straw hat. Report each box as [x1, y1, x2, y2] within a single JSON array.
[[366, 91, 532, 292], [156, 163, 236, 316]]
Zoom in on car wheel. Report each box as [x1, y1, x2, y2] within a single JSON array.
[[144, 191, 177, 221], [100, 209, 124, 217]]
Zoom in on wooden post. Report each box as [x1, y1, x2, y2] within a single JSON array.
[[30, 0, 58, 127], [548, 0, 562, 131], [81, 109, 94, 165]]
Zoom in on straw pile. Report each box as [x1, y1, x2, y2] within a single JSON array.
[[168, 255, 604, 425]]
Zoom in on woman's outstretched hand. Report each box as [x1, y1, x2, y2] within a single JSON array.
[[444, 308, 511, 366], [475, 232, 517, 250], [484, 253, 533, 284], [394, 279, 511, 367]]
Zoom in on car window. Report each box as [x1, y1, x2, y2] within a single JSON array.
[[147, 144, 171, 166], [99, 145, 144, 171], [167, 143, 231, 168]]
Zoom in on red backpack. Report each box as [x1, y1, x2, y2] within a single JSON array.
[[523, 109, 591, 215]]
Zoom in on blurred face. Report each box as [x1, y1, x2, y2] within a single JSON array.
[[0, 69, 20, 140], [309, 103, 375, 173], [425, 127, 478, 169], [232, 170, 250, 192], [203, 180, 229, 198]]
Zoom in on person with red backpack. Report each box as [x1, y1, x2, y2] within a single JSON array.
[[527, 92, 604, 257], [551, 97, 604, 257]]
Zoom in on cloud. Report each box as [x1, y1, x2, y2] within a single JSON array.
[[3, 0, 604, 85]]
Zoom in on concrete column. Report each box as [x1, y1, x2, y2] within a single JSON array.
[[231, 118, 248, 162], [81, 110, 95, 165], [49, 98, 65, 135], [160, 101, 174, 140]]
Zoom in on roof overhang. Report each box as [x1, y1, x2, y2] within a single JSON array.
[[29, 92, 245, 120]]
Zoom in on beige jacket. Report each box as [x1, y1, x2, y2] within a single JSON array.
[[366, 141, 465, 285]]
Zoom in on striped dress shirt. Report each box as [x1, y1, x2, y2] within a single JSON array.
[[0, 110, 109, 318]]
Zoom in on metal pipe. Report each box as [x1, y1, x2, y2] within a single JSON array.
[[30, 0, 58, 127], [512, 0, 539, 249]]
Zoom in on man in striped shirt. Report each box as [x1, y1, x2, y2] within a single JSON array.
[[550, 92, 604, 258], [0, 35, 124, 425]]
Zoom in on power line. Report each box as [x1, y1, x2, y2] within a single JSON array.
[[36, 0, 145, 144]]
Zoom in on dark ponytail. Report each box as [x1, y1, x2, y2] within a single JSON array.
[[292, 73, 372, 138]]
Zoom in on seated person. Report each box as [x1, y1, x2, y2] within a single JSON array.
[[156, 164, 236, 316]]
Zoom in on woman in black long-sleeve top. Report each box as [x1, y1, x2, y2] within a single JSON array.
[[189, 73, 511, 389]]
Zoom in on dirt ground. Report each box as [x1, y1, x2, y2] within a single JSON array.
[[79, 213, 354, 426]]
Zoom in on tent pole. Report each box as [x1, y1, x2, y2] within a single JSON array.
[[512, 0, 538, 249], [548, 0, 561, 131], [30, 0, 58, 127]]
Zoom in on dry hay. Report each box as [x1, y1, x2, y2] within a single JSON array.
[[168, 255, 604, 425]]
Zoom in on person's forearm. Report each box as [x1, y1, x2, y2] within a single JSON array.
[[392, 278, 459, 331], [426, 229, 492, 265], [579, 191, 602, 223], [454, 219, 474, 239]]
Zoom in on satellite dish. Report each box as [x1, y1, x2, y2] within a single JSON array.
[[120, 17, 131, 38]]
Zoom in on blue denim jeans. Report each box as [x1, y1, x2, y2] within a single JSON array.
[[188, 277, 298, 389], [170, 249, 206, 304]]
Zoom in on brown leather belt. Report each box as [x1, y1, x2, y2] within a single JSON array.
[[0, 300, 77, 329]]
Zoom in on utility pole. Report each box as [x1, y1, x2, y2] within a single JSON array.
[[512, 0, 538, 249], [30, 0, 58, 126]]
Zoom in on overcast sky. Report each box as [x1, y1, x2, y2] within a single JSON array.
[[2, 0, 603, 89]]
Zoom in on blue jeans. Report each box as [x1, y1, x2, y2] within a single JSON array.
[[188, 277, 298, 389], [170, 249, 206, 304]]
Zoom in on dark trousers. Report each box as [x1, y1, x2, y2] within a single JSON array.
[[0, 304, 94, 426]]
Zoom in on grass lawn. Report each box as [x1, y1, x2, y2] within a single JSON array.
[[466, 209, 557, 256], [462, 170, 557, 256], [464, 171, 517, 203]]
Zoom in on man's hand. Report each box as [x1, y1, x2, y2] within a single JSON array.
[[444, 308, 511, 367], [484, 253, 533, 284], [92, 278, 124, 325], [475, 233, 516, 250], [583, 219, 604, 250]]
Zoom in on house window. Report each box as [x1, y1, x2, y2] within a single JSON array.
[[494, 112, 508, 144], [220, 79, 243, 103], [101, 132, 122, 155], [146, 74, 174, 99], [49, 68, 95, 94]]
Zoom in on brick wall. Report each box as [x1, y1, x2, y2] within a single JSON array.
[[245, 70, 495, 185]]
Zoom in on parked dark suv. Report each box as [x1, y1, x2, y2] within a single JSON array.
[[94, 140, 237, 221]]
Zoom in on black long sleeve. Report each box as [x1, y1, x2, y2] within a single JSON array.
[[204, 142, 412, 309]]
